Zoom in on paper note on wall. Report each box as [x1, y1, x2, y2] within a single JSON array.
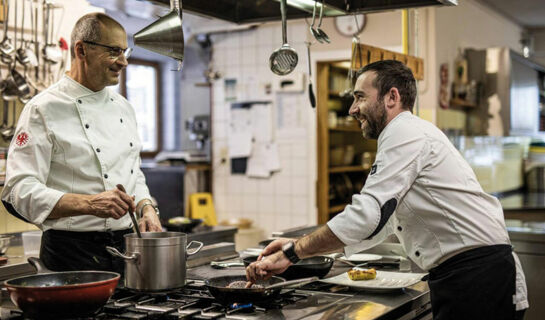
[[228, 108, 253, 158], [264, 143, 281, 172], [252, 103, 273, 143], [247, 143, 271, 178]]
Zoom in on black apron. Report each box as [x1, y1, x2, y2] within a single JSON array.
[[427, 244, 522, 320], [40, 229, 132, 276]]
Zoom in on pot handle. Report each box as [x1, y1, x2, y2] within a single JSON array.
[[186, 241, 204, 255], [27, 257, 52, 274], [106, 246, 139, 261]]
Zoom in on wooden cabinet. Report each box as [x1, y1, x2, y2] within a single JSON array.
[[316, 61, 376, 224]]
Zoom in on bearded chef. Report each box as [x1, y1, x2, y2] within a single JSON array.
[[1, 13, 161, 274], [246, 60, 528, 320]]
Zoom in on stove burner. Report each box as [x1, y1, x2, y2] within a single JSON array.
[[1, 280, 344, 320]]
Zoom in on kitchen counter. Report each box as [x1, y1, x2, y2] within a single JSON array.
[[498, 192, 545, 221]]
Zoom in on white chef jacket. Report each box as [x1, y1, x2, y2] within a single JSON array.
[[1, 75, 151, 232], [328, 111, 528, 310]]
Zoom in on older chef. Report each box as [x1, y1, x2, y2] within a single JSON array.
[[1, 13, 161, 274], [247, 60, 528, 320]]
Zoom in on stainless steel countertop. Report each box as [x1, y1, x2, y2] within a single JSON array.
[[188, 261, 430, 320]]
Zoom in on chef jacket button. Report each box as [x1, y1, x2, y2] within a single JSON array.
[[96, 148, 101, 153], [85, 124, 89, 129], [77, 99, 82, 104], [110, 98, 113, 101], [104, 174, 108, 179], [415, 251, 420, 257], [397, 226, 402, 231], [120, 118, 123, 123], [131, 169, 134, 174], [130, 142, 133, 147]]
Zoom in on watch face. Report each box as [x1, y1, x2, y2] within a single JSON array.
[[335, 14, 366, 37]]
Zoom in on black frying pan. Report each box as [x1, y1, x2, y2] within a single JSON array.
[[243, 255, 334, 280], [4, 257, 119, 319], [205, 275, 316, 306], [162, 217, 203, 233]]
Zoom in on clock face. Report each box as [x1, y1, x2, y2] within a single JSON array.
[[335, 14, 366, 37]]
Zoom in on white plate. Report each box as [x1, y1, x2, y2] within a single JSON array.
[[320, 270, 427, 291], [339, 253, 383, 262]]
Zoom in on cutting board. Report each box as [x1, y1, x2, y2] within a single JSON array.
[[188, 193, 217, 226]]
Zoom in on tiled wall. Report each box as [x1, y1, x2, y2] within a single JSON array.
[[210, 21, 314, 238]]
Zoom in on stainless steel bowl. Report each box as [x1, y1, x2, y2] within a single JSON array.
[[0, 235, 12, 255]]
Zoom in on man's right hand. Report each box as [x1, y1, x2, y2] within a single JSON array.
[[86, 188, 135, 219]]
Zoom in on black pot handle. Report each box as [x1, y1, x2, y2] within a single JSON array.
[[27, 257, 52, 274]]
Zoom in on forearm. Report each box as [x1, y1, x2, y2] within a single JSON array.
[[294, 225, 345, 259], [48, 193, 92, 219]]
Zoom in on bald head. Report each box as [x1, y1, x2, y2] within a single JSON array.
[[70, 13, 125, 59]]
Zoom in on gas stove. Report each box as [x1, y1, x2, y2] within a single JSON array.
[[1, 280, 350, 320]]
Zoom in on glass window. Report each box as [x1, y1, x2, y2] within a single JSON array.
[[114, 60, 161, 156]]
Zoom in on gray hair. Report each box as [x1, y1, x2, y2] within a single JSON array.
[[70, 13, 124, 58]]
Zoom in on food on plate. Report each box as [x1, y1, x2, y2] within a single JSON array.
[[347, 268, 377, 281], [227, 281, 263, 289], [168, 216, 191, 225]]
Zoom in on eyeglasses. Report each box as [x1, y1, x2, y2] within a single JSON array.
[[83, 40, 133, 60]]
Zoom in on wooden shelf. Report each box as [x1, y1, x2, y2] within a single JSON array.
[[329, 166, 369, 173], [450, 98, 477, 109], [329, 125, 360, 132], [328, 204, 347, 214]]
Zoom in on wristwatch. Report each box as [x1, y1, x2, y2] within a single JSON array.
[[282, 241, 300, 264], [139, 202, 159, 218]]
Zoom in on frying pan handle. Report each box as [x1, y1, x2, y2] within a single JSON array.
[[105, 246, 139, 261], [27, 257, 52, 274], [186, 241, 204, 255]]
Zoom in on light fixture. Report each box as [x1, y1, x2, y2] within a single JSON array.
[[273, 0, 345, 16], [519, 32, 533, 59]]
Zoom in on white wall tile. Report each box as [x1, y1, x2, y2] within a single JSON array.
[[242, 177, 258, 195], [241, 195, 258, 215], [257, 195, 275, 214], [275, 195, 292, 214], [291, 195, 308, 215], [291, 177, 308, 196], [292, 159, 307, 177], [274, 177, 292, 195]]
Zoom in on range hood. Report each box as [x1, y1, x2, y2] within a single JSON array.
[[146, 0, 457, 24]]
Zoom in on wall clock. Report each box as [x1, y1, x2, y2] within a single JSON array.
[[334, 14, 366, 37]]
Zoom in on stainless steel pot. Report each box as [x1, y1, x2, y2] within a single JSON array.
[[106, 232, 203, 292]]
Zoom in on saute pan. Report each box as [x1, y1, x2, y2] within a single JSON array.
[[205, 275, 317, 306], [4, 257, 119, 319], [243, 255, 334, 280]]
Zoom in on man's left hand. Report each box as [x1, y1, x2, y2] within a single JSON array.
[[138, 208, 162, 232]]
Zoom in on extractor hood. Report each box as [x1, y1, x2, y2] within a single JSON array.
[[145, 0, 457, 24]]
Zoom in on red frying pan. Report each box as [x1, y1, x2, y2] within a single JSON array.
[[4, 257, 119, 319]]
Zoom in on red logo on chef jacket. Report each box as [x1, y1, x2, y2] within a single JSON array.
[[15, 132, 30, 147]]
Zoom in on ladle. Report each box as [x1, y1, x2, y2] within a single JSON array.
[[43, 2, 62, 64], [0, 0, 14, 56], [116, 184, 142, 238], [316, 0, 330, 43], [15, 0, 31, 66], [306, 41, 316, 108], [269, 0, 298, 75], [309, 0, 322, 43], [1, 101, 16, 141]]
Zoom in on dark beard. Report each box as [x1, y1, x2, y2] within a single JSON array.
[[362, 100, 387, 139]]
